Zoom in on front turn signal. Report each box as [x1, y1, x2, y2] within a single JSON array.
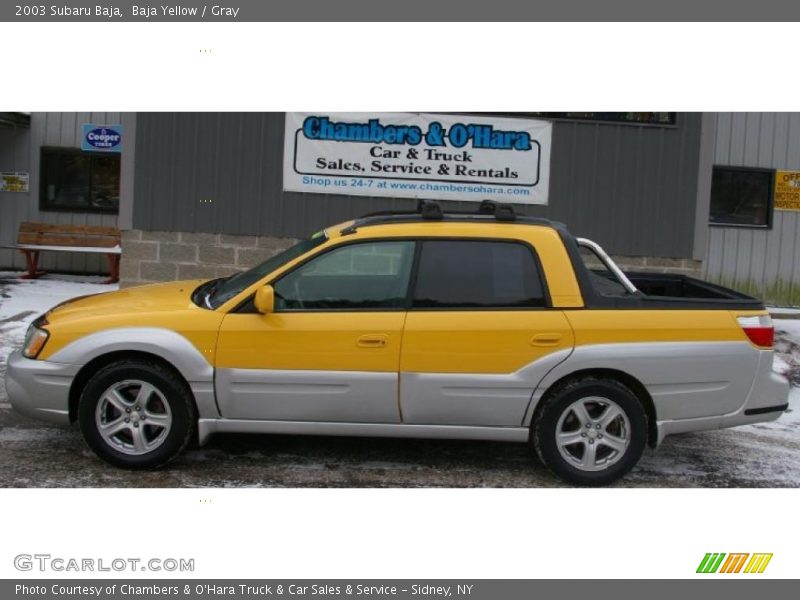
[[22, 325, 49, 359]]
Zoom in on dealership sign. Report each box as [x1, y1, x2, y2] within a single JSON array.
[[283, 112, 551, 204], [81, 124, 122, 152]]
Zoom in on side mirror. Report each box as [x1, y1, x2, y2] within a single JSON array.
[[254, 285, 275, 314]]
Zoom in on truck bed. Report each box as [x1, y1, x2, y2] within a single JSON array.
[[586, 269, 764, 310], [626, 272, 754, 301], [560, 232, 765, 311]]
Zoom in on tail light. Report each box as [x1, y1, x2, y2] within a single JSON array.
[[737, 315, 774, 349]]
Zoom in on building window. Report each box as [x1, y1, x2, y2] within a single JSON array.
[[519, 112, 677, 126], [40, 147, 120, 213], [709, 166, 774, 228]]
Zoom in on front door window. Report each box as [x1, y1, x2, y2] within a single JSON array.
[[274, 241, 415, 311]]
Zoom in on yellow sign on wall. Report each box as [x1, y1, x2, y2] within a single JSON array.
[[0, 171, 29, 193], [775, 170, 800, 211]]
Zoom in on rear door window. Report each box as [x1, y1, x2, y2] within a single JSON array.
[[412, 240, 546, 309]]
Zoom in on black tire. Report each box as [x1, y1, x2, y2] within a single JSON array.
[[532, 376, 647, 486], [78, 359, 196, 469]]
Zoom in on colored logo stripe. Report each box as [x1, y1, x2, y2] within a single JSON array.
[[744, 553, 773, 574], [697, 553, 726, 573], [720, 553, 749, 573], [697, 553, 772, 574]]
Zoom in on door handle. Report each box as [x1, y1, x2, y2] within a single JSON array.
[[530, 333, 563, 347], [357, 334, 388, 348]]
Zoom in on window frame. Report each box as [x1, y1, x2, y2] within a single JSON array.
[[709, 165, 775, 230], [39, 146, 121, 214], [266, 236, 552, 313]]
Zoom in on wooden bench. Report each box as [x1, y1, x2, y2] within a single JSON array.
[[4, 222, 122, 284]]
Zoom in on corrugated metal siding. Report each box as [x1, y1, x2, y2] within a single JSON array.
[[704, 113, 800, 306], [547, 115, 701, 257], [0, 113, 130, 273], [132, 112, 703, 258], [0, 124, 30, 270]]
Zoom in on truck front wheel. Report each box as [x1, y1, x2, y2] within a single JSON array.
[[533, 377, 647, 486], [78, 359, 196, 469]]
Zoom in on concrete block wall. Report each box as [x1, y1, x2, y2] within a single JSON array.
[[578, 250, 703, 279], [609, 256, 703, 277], [120, 230, 298, 288]]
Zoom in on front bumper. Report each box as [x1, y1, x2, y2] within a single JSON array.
[[4, 350, 79, 425]]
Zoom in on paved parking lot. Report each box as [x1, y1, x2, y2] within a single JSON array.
[[1, 275, 798, 488], [0, 399, 798, 487]]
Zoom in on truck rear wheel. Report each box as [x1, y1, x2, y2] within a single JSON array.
[[78, 359, 195, 469], [533, 376, 647, 486]]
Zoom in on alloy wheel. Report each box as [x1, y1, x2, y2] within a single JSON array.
[[95, 379, 173, 455], [554, 396, 631, 472]]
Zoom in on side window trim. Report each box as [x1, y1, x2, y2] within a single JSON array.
[[404, 239, 424, 310], [407, 238, 552, 311]]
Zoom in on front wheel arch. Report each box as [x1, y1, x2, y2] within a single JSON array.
[[69, 350, 197, 424]]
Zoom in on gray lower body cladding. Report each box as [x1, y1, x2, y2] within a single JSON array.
[[5, 341, 790, 449]]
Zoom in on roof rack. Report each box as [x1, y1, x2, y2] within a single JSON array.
[[340, 200, 553, 235]]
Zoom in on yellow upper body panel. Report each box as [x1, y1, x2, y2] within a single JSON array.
[[38, 281, 225, 362], [564, 309, 756, 345]]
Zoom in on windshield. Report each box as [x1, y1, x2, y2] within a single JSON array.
[[206, 233, 327, 309]]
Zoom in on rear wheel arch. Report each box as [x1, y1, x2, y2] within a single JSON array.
[[532, 368, 658, 449]]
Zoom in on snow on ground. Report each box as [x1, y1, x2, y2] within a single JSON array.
[[773, 318, 800, 387], [0, 271, 115, 320], [774, 317, 800, 338]]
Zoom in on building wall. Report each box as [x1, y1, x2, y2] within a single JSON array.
[[119, 230, 297, 286], [0, 124, 30, 268], [0, 112, 707, 286], [0, 113, 134, 274], [131, 112, 704, 258], [703, 113, 800, 306], [548, 114, 703, 259]]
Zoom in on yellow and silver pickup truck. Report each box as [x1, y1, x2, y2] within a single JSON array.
[[5, 201, 790, 485]]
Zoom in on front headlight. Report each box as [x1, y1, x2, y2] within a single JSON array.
[[22, 324, 49, 359]]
